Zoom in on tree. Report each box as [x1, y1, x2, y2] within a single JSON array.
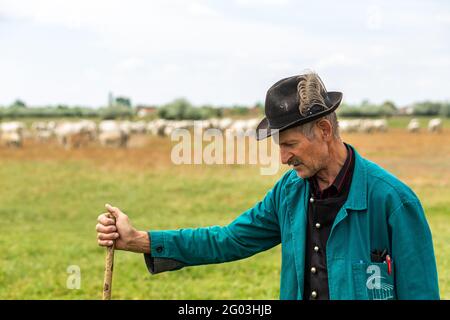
[[11, 99, 27, 108], [413, 101, 441, 116], [382, 100, 397, 111], [158, 98, 192, 120], [115, 96, 132, 108], [380, 100, 397, 117], [439, 103, 450, 117]]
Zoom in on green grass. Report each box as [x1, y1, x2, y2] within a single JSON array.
[[0, 146, 448, 299], [0, 160, 284, 299]]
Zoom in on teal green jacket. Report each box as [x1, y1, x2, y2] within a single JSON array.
[[147, 147, 439, 300]]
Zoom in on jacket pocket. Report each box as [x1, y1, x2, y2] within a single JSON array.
[[352, 261, 396, 300]]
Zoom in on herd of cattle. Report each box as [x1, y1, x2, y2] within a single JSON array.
[[0, 117, 444, 148]]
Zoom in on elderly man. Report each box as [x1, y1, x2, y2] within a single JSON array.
[[96, 72, 439, 300]]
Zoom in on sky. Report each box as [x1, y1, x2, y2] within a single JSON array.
[[0, 0, 449, 108]]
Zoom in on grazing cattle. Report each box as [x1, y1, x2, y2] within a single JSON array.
[[226, 118, 260, 138], [78, 120, 97, 141], [359, 120, 375, 133], [338, 119, 388, 134], [372, 119, 388, 132], [208, 118, 233, 131], [218, 118, 233, 131], [1, 121, 25, 133], [31, 121, 56, 142], [0, 121, 25, 147], [147, 119, 169, 136], [194, 120, 212, 130], [408, 119, 420, 133], [246, 118, 260, 131], [1, 132, 22, 147], [228, 119, 248, 136], [31, 121, 48, 131], [99, 131, 128, 147], [54, 122, 93, 149], [358, 119, 387, 133], [118, 121, 132, 136], [99, 120, 129, 147], [428, 118, 442, 133], [130, 121, 147, 134], [338, 119, 361, 133]]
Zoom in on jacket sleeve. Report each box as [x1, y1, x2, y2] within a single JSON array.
[[389, 199, 440, 299], [144, 177, 284, 274]]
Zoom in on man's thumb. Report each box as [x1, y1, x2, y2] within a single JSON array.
[[105, 203, 120, 219]]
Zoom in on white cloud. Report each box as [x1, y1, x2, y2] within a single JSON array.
[[0, 0, 448, 106], [187, 1, 220, 17], [234, 0, 291, 7], [316, 54, 364, 69], [115, 57, 145, 72]]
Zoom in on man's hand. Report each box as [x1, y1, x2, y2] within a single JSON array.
[[96, 204, 150, 254]]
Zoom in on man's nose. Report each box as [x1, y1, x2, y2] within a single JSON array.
[[280, 148, 292, 165]]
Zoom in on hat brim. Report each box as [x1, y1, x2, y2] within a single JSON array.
[[255, 91, 343, 141]]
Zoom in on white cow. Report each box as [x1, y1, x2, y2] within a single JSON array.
[[1, 132, 22, 147], [372, 119, 388, 132], [54, 122, 92, 149], [130, 121, 147, 134], [78, 120, 97, 140], [31, 121, 53, 142], [338, 119, 361, 133], [0, 121, 25, 147], [408, 119, 420, 133], [218, 118, 233, 131], [1, 121, 25, 133], [147, 119, 169, 136], [428, 118, 442, 133], [98, 120, 129, 147], [226, 119, 259, 137]]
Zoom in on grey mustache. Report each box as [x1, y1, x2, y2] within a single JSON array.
[[288, 158, 301, 166]]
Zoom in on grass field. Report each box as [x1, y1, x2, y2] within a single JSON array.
[[0, 126, 449, 299]]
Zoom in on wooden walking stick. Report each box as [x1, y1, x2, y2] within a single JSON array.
[[102, 211, 115, 300]]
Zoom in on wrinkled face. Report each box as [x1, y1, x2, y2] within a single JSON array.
[[276, 124, 329, 179]]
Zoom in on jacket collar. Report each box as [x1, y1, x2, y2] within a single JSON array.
[[342, 145, 367, 211]]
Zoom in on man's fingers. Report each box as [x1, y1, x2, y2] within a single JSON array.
[[97, 213, 116, 226], [97, 232, 119, 240], [98, 240, 114, 247], [96, 224, 117, 233], [105, 203, 121, 219]]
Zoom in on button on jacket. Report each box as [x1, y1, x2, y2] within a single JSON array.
[[145, 146, 440, 300]]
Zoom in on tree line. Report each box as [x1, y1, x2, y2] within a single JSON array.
[[1, 98, 449, 120]]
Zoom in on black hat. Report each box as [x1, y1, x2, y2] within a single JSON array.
[[256, 73, 342, 140]]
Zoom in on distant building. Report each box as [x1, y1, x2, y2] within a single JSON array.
[[136, 105, 157, 118], [398, 105, 414, 115]]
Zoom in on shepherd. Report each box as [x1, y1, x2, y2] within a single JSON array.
[[96, 71, 439, 300]]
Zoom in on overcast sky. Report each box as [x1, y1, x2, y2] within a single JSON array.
[[1, 0, 449, 107]]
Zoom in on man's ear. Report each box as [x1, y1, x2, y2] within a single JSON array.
[[316, 119, 333, 141]]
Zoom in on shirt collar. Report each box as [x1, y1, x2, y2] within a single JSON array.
[[308, 143, 354, 199]]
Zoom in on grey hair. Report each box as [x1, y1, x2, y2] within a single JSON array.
[[296, 111, 340, 140]]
